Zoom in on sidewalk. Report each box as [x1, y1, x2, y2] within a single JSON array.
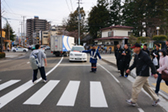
[[4, 51, 26, 59], [101, 54, 168, 100]]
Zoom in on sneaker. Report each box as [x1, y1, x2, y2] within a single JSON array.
[[33, 80, 37, 84], [152, 99, 160, 106], [43, 80, 47, 83], [126, 99, 136, 107], [125, 75, 128, 78]]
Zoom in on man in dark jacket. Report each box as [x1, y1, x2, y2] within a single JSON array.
[[120, 44, 131, 77], [126, 43, 159, 107], [142, 44, 150, 55], [164, 40, 168, 55], [115, 44, 123, 71]]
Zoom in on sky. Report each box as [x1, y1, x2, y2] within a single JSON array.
[[1, 0, 97, 36]]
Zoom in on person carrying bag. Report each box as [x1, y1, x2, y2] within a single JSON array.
[[155, 49, 168, 95]]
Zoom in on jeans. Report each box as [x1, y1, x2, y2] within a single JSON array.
[[155, 73, 168, 94], [33, 67, 47, 82]]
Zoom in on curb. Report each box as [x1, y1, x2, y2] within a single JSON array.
[[101, 58, 168, 100]]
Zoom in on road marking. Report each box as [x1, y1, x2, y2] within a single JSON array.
[[57, 81, 80, 106], [0, 57, 64, 109], [98, 63, 120, 83], [23, 80, 60, 105], [27, 62, 30, 64], [138, 108, 144, 112], [0, 80, 20, 91], [90, 81, 108, 108]]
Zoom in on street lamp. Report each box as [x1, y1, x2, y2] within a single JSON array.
[[156, 27, 160, 35]]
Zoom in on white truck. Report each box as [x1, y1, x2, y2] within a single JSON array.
[[50, 35, 75, 56]]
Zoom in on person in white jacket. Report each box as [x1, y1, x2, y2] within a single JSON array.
[[156, 49, 168, 95]]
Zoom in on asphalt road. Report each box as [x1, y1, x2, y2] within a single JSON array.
[[0, 51, 166, 112]]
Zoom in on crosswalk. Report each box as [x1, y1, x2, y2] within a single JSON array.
[[0, 79, 108, 109]]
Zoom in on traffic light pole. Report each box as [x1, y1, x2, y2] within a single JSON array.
[[78, 0, 81, 45]]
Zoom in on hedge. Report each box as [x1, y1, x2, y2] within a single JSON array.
[[0, 52, 5, 58], [153, 35, 168, 41]]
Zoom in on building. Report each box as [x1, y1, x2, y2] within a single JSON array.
[[94, 25, 133, 51], [42, 31, 49, 45], [26, 16, 50, 45]]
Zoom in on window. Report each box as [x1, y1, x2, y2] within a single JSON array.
[[108, 31, 113, 37]]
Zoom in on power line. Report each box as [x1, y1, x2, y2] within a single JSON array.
[[3, 0, 15, 13], [65, 0, 71, 13], [70, 0, 74, 11]]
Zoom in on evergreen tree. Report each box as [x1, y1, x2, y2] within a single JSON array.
[[3, 23, 15, 41], [109, 0, 121, 25], [88, 0, 110, 39]]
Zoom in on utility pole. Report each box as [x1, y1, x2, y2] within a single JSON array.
[[0, 0, 2, 52], [22, 16, 25, 46], [77, 0, 81, 45], [20, 22, 23, 46]]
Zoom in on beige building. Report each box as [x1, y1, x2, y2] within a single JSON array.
[[42, 31, 49, 45], [94, 25, 133, 51]]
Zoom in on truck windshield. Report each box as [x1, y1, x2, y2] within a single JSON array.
[[71, 47, 84, 51]]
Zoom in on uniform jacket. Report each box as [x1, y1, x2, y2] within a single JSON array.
[[115, 48, 123, 60], [142, 48, 150, 55], [83, 49, 101, 63], [157, 56, 168, 74], [129, 50, 156, 77], [121, 48, 131, 62]]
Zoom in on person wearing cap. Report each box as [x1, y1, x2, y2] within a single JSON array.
[[151, 44, 161, 71], [142, 44, 150, 55], [126, 43, 159, 107], [120, 44, 131, 77], [115, 44, 123, 71], [164, 40, 168, 55], [155, 49, 168, 95], [83, 45, 101, 73]]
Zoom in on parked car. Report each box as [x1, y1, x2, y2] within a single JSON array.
[[45, 46, 50, 50], [69, 46, 87, 62], [12, 47, 28, 52]]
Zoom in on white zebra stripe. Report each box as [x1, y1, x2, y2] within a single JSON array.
[[57, 81, 80, 106]]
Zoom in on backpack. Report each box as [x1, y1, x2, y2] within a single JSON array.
[[29, 52, 41, 70]]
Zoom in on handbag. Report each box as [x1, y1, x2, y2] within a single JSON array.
[[161, 70, 168, 81]]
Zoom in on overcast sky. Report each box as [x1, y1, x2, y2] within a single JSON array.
[[2, 0, 97, 36]]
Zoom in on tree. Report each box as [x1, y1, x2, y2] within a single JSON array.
[[109, 0, 121, 26], [88, 0, 110, 40], [65, 7, 86, 41], [3, 23, 15, 41]]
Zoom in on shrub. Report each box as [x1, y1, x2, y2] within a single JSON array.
[[153, 35, 168, 41], [137, 37, 150, 43], [0, 52, 5, 58]]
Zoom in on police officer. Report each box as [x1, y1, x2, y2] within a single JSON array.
[[151, 44, 160, 70], [115, 44, 123, 71], [142, 44, 150, 55], [120, 44, 131, 77], [83, 45, 101, 73], [164, 40, 168, 55]]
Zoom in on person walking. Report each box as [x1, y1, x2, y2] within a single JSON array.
[[155, 49, 168, 95], [109, 47, 112, 54], [142, 44, 150, 55], [120, 44, 131, 77], [151, 44, 160, 70], [126, 43, 159, 107], [164, 40, 168, 55], [115, 44, 123, 71], [30, 44, 47, 84], [83, 45, 101, 73]]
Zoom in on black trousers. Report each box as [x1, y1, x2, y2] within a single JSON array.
[[116, 59, 120, 70], [33, 67, 47, 82], [91, 63, 97, 72], [120, 60, 130, 76]]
